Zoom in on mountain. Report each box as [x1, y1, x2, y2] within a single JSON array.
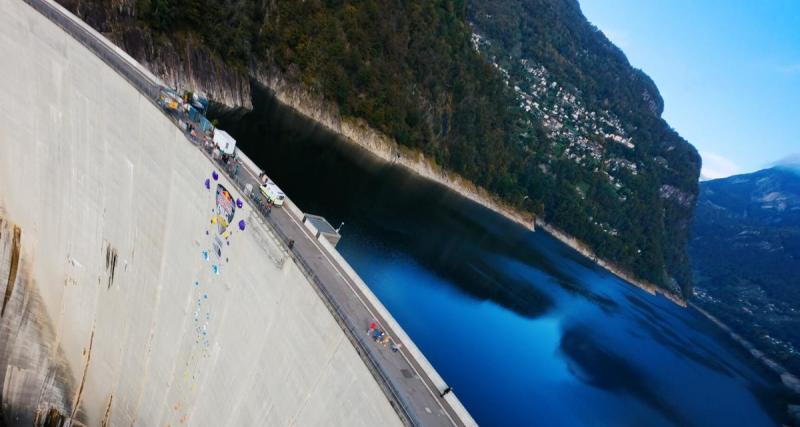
[[466, 0, 700, 296], [690, 167, 800, 374], [55, 0, 700, 296]]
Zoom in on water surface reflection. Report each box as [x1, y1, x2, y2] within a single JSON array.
[[211, 83, 796, 426]]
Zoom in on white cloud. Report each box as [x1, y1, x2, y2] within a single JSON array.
[[772, 153, 800, 168], [700, 152, 740, 180]]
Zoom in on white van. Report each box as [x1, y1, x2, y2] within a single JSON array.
[[259, 181, 286, 206]]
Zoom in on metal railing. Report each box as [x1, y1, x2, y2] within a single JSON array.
[[24, 0, 161, 100], [159, 95, 421, 425], [195, 137, 419, 427], [21, 1, 441, 424]]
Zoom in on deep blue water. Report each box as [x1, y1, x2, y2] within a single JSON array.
[[212, 86, 795, 426], [338, 224, 788, 426]]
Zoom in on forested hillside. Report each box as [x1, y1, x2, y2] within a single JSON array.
[[57, 0, 700, 296], [468, 0, 700, 294], [691, 167, 800, 373]]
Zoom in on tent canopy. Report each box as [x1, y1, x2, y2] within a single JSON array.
[[213, 129, 237, 155]]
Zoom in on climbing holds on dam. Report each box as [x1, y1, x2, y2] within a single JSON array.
[[214, 184, 235, 235]]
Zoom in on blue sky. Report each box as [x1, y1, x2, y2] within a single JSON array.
[[579, 0, 799, 179]]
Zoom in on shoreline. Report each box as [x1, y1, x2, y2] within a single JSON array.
[[46, 0, 689, 309], [535, 221, 687, 307], [690, 303, 800, 395], [251, 73, 535, 231], [249, 73, 687, 307]]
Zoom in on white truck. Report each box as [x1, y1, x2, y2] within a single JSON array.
[[213, 129, 237, 156], [259, 181, 286, 206]]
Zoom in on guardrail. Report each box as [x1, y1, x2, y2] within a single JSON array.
[[261, 210, 418, 426], [161, 121, 421, 426], [155, 79, 425, 427], [215, 158, 419, 425], [22, 1, 465, 425], [24, 0, 162, 100]]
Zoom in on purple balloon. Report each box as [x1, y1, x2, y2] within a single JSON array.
[[238, 219, 246, 231], [204, 178, 210, 189], [236, 198, 243, 209], [212, 171, 219, 181]]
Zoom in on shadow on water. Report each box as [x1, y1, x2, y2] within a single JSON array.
[[210, 81, 797, 427], [211, 81, 560, 318], [559, 325, 690, 426]]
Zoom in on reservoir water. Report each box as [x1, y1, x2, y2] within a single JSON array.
[[212, 85, 796, 426]]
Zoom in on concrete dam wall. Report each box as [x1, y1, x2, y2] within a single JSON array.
[[0, 1, 409, 425]]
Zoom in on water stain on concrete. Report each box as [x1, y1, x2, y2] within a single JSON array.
[[1, 225, 21, 317], [100, 394, 113, 427], [104, 244, 118, 290], [33, 407, 68, 427], [70, 328, 94, 419], [0, 218, 83, 426]]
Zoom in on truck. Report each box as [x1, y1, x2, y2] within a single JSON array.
[[213, 129, 237, 156], [259, 181, 286, 206]]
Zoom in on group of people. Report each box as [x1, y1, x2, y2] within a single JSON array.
[[253, 172, 274, 215], [367, 322, 402, 353], [248, 187, 273, 217]]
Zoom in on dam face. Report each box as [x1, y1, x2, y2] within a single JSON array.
[[0, 2, 403, 425]]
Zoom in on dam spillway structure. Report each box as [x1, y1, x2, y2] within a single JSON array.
[[0, 1, 475, 426]]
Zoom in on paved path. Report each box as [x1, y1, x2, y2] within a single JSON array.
[[23, 0, 473, 425], [231, 167, 465, 427]]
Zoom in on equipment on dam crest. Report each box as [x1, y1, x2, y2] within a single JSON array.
[[260, 182, 286, 206], [0, 2, 477, 425], [304, 214, 342, 247], [213, 129, 237, 155]]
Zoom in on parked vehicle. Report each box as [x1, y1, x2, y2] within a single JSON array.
[[259, 181, 286, 206]]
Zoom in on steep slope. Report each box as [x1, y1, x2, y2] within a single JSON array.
[[55, 0, 700, 297], [467, 0, 700, 295], [690, 167, 800, 374]]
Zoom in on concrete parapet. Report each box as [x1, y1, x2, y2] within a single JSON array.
[[2, 1, 477, 425], [283, 198, 306, 222], [0, 2, 404, 425], [236, 150, 263, 179], [314, 235, 478, 427]]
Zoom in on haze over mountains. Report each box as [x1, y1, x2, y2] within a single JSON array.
[[691, 165, 800, 374]]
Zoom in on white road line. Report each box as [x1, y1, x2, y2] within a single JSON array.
[[240, 166, 456, 424], [274, 184, 457, 425]]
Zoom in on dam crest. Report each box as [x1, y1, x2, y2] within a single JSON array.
[[0, 1, 474, 425]]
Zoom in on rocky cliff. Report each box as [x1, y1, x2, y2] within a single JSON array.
[[54, 0, 700, 298]]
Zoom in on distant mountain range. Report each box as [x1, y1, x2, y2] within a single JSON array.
[[690, 166, 800, 374]]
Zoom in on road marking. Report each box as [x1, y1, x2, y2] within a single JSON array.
[[240, 166, 458, 424], [272, 182, 459, 425]]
